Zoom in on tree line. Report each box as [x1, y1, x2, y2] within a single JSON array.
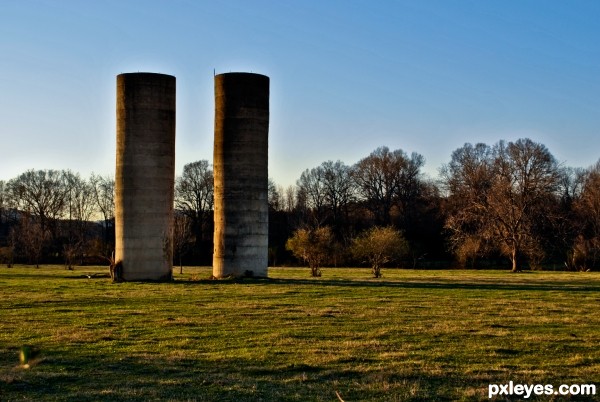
[[1, 137, 599, 272], [0, 171, 115, 268]]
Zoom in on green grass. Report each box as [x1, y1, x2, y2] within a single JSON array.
[[0, 266, 599, 401]]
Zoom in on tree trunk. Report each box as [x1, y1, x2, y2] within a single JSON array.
[[511, 247, 519, 272], [372, 264, 382, 278]]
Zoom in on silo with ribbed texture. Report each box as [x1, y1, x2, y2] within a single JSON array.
[[213, 72, 269, 278], [115, 72, 176, 281]]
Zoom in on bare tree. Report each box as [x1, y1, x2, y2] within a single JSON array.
[[353, 147, 399, 224], [558, 167, 586, 207], [0, 181, 11, 256], [296, 160, 355, 230], [394, 152, 425, 230], [571, 160, 600, 270], [283, 185, 297, 213], [0, 181, 20, 267], [441, 142, 495, 266], [62, 171, 96, 269], [442, 139, 561, 271], [0, 183, 14, 267], [321, 160, 355, 226], [7, 169, 68, 241], [173, 213, 194, 274], [353, 147, 425, 226], [296, 166, 327, 226], [89, 173, 115, 248], [0, 180, 5, 228], [175, 161, 213, 255], [13, 214, 49, 268], [547, 166, 587, 267], [268, 178, 284, 211]]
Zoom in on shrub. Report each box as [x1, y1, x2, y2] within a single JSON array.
[[286, 227, 334, 277], [352, 226, 408, 278]]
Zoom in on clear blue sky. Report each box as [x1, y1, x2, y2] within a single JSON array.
[[1, 0, 599, 187]]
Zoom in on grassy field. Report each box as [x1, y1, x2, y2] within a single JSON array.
[[0, 265, 599, 401]]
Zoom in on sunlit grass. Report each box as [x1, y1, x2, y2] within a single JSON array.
[[1, 266, 599, 401]]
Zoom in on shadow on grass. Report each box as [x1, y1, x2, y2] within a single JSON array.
[[0, 272, 81, 280], [174, 276, 600, 293], [1, 351, 460, 401], [6, 268, 600, 293]]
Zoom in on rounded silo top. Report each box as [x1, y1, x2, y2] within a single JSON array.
[[215, 72, 269, 79], [215, 73, 269, 109], [117, 72, 176, 80], [117, 73, 176, 110]]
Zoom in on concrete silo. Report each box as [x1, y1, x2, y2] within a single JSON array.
[[115, 72, 176, 281], [213, 72, 270, 278]]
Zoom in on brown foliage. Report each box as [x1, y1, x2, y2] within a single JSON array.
[[442, 139, 561, 271]]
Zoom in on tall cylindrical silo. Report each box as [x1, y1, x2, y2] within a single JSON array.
[[213, 72, 270, 278], [115, 72, 176, 281]]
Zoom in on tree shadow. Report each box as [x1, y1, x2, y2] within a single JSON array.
[[0, 350, 468, 401], [174, 275, 600, 293]]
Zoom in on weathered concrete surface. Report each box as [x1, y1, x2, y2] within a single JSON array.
[[213, 72, 269, 278], [115, 73, 175, 281]]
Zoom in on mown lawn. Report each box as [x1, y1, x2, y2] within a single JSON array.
[[0, 266, 599, 401]]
